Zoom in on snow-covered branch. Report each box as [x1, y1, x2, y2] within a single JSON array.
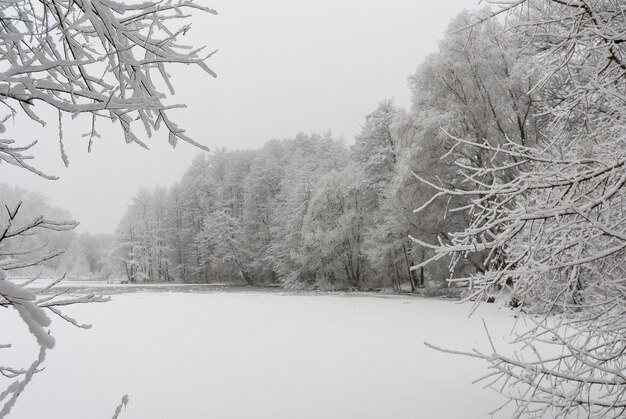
[[412, 1, 626, 416], [0, 201, 108, 417], [0, 0, 216, 177]]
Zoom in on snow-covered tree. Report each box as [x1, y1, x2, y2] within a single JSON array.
[[112, 208, 140, 283], [74, 233, 115, 276], [365, 154, 421, 292], [351, 100, 399, 202], [240, 142, 286, 284], [57, 240, 91, 277], [418, 2, 626, 417], [112, 188, 174, 282], [270, 133, 350, 288], [165, 183, 190, 282], [301, 165, 368, 289], [401, 8, 541, 288], [179, 154, 218, 282], [197, 210, 255, 285], [351, 101, 422, 291]]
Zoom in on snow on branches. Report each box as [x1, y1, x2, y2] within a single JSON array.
[[414, 0, 626, 417], [0, 0, 216, 175], [0, 202, 108, 417], [0, 1, 217, 415]]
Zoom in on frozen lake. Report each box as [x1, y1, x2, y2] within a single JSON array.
[[4, 287, 517, 418]]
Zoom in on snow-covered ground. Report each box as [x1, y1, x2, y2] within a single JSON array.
[[4, 289, 518, 418]]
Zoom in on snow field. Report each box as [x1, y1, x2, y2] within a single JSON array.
[[5, 291, 517, 418]]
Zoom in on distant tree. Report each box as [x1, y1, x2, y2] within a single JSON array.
[[54, 232, 114, 278], [365, 155, 421, 292], [351, 100, 399, 202], [240, 144, 285, 284], [301, 165, 368, 289], [166, 183, 191, 282], [198, 210, 255, 285], [351, 100, 421, 291], [179, 154, 218, 282], [112, 205, 140, 283], [57, 240, 91, 277], [270, 133, 350, 288], [268, 149, 315, 287], [112, 188, 173, 283], [78, 233, 115, 276], [0, 185, 75, 274]]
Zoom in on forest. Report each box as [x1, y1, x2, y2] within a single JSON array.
[[8, 9, 545, 293]]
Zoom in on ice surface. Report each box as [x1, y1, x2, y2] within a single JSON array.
[[4, 289, 516, 418]]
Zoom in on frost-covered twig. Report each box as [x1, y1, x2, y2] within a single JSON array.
[[0, 201, 108, 416], [0, 346, 46, 419], [0, 0, 216, 177], [111, 394, 129, 419]]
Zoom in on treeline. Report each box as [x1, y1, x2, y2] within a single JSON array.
[[113, 132, 405, 288], [112, 9, 541, 289], [0, 184, 113, 278]]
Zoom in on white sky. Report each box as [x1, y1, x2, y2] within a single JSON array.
[[3, 0, 479, 234]]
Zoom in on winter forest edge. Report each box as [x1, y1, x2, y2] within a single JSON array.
[[1, 1, 625, 418]]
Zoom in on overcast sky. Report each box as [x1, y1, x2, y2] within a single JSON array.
[[4, 0, 479, 234]]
